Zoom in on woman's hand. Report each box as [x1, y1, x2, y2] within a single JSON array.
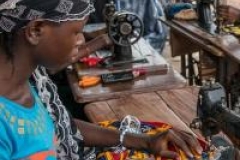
[[218, 5, 240, 23], [74, 119, 203, 159], [148, 128, 203, 159]]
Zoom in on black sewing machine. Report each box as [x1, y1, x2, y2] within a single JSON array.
[[197, 0, 215, 30], [190, 81, 240, 159], [101, 0, 147, 68], [196, 0, 224, 34]]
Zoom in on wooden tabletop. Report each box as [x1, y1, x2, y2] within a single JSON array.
[[84, 86, 201, 136], [66, 39, 186, 103], [160, 18, 240, 63]]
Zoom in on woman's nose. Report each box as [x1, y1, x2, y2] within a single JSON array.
[[76, 33, 85, 46]]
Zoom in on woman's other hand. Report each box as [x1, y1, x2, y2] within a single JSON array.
[[148, 128, 203, 159]]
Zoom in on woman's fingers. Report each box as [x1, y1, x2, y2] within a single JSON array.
[[177, 130, 203, 155], [150, 129, 203, 159], [168, 130, 194, 158]]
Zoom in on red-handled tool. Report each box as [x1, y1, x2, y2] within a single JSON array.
[[80, 57, 103, 67]]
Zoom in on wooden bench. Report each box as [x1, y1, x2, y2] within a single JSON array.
[[84, 86, 200, 135]]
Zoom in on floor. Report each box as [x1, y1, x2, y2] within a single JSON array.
[[161, 42, 181, 73]]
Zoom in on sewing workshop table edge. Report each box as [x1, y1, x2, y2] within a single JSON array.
[[66, 68, 187, 103]]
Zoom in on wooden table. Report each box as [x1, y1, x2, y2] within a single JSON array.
[[84, 86, 201, 136], [67, 39, 186, 103], [159, 18, 240, 85]]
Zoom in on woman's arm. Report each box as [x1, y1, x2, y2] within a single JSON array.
[[74, 119, 148, 149], [74, 119, 203, 159]]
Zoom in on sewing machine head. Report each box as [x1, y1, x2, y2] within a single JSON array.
[[196, 0, 227, 34], [102, 1, 146, 67], [197, 0, 215, 31], [190, 81, 240, 149]]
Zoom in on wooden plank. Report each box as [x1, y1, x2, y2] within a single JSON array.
[[67, 68, 186, 103], [172, 20, 240, 63], [170, 29, 200, 57], [159, 18, 224, 58], [105, 92, 194, 133], [84, 101, 118, 123], [157, 87, 199, 126]]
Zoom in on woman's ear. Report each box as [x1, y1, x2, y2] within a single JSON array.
[[24, 20, 46, 45]]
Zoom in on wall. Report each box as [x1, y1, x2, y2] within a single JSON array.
[[225, 0, 240, 8]]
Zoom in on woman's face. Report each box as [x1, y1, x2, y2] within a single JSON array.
[[33, 19, 87, 69]]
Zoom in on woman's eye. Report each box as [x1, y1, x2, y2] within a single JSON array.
[[75, 31, 81, 35]]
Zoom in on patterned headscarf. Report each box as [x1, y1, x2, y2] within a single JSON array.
[[0, 0, 95, 33]]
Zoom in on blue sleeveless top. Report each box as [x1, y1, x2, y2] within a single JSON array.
[[0, 86, 57, 160]]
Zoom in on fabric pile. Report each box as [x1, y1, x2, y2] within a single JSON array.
[[96, 120, 211, 160], [165, 3, 194, 20]]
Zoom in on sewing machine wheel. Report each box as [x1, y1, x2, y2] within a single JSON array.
[[108, 11, 143, 46]]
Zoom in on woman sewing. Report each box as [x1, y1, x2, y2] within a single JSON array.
[[0, 0, 203, 159]]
